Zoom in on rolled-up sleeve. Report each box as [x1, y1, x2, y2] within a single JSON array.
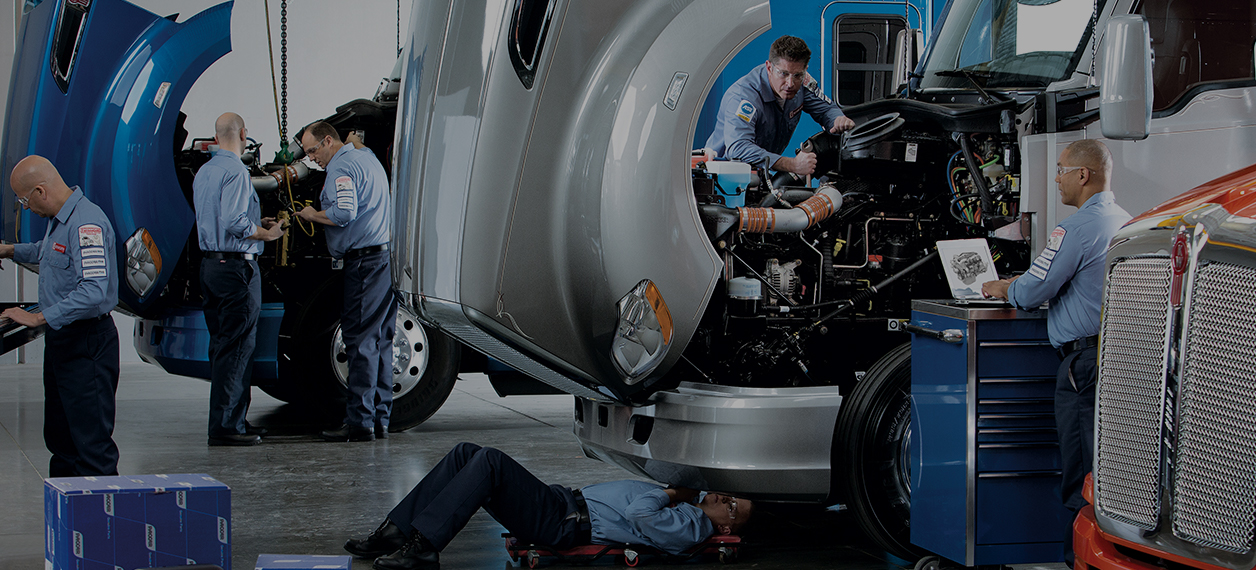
[[221, 169, 257, 239], [13, 242, 40, 264], [40, 223, 110, 330], [322, 167, 357, 227]]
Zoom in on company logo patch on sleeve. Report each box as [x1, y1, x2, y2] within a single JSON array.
[[736, 100, 756, 123], [1046, 226, 1066, 251], [78, 224, 104, 248], [81, 246, 105, 257], [83, 268, 107, 279], [334, 176, 355, 191]]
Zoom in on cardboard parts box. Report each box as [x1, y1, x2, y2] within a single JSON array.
[[45, 474, 231, 569]]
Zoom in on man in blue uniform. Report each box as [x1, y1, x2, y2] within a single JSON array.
[[982, 139, 1131, 564], [342, 442, 754, 570], [295, 121, 397, 442], [703, 35, 855, 176], [0, 156, 120, 477], [194, 112, 286, 447]]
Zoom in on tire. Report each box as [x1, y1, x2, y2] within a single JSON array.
[[833, 342, 920, 560], [269, 279, 459, 431]]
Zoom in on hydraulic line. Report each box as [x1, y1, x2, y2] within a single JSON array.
[[958, 135, 994, 219], [800, 250, 940, 331]]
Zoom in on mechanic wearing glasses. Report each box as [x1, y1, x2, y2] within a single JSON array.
[[194, 112, 286, 447], [295, 121, 397, 442], [981, 139, 1131, 566], [0, 155, 120, 477], [703, 35, 856, 177], [343, 442, 754, 570]]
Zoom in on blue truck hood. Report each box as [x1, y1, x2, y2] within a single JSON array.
[[1, 0, 232, 315]]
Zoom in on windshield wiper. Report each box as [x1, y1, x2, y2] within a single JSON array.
[[933, 69, 1010, 104]]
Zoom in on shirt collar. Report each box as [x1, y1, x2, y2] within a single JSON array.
[[753, 64, 779, 104], [328, 143, 354, 167], [55, 187, 84, 225], [1080, 190, 1115, 210], [213, 149, 240, 160]]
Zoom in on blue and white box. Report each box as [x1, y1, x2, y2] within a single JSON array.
[[45, 474, 231, 570], [255, 554, 351, 569]]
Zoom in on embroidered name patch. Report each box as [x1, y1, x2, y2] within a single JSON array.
[[335, 176, 355, 210], [81, 246, 105, 257], [1027, 226, 1067, 281], [83, 268, 107, 279], [53, 243, 66, 254], [736, 100, 756, 123], [82, 257, 105, 268], [79, 224, 104, 247]]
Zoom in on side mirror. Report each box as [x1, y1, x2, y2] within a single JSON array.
[[1100, 15, 1152, 140], [892, 28, 924, 93]]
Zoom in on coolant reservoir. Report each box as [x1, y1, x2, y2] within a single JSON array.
[[706, 161, 753, 208]]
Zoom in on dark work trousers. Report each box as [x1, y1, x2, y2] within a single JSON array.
[[341, 250, 398, 430], [201, 258, 260, 437], [1056, 344, 1098, 564], [388, 442, 583, 551], [44, 315, 120, 477]]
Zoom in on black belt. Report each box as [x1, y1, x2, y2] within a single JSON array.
[[1057, 335, 1099, 360], [204, 251, 255, 260], [570, 488, 592, 545], [343, 244, 387, 260], [61, 312, 111, 329]]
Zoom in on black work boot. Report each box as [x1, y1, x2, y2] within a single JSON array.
[[344, 518, 407, 558], [373, 532, 440, 570]]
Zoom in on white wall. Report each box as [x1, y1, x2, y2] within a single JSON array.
[[0, 0, 414, 364]]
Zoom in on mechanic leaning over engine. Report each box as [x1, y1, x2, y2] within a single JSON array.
[[703, 35, 856, 177], [981, 139, 1131, 566], [295, 121, 398, 443]]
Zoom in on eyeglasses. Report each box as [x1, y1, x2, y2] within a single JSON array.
[[769, 65, 807, 83], [1056, 165, 1086, 177], [15, 187, 39, 208], [727, 498, 738, 523], [303, 136, 328, 156]]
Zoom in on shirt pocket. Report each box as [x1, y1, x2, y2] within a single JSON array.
[[46, 250, 71, 270]]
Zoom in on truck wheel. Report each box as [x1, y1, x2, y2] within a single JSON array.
[[328, 304, 460, 431], [833, 342, 919, 560], [272, 282, 459, 431]]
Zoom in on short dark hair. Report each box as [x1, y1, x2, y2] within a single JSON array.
[[302, 121, 340, 144], [769, 36, 810, 65]]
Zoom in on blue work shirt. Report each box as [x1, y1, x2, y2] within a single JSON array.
[[583, 480, 713, 555], [1006, 191, 1132, 347], [193, 150, 262, 255], [703, 63, 845, 170], [320, 144, 391, 258], [13, 188, 118, 330]]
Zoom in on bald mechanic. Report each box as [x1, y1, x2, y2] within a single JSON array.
[[0, 156, 120, 476], [194, 112, 285, 447], [982, 139, 1131, 565], [704, 35, 856, 176], [343, 442, 754, 570]]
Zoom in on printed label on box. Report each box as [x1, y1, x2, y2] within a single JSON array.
[[218, 517, 228, 544], [103, 494, 113, 516]]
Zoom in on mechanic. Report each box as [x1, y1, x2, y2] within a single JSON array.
[[343, 442, 754, 570], [981, 139, 1131, 565], [702, 35, 856, 176], [295, 121, 398, 442], [194, 112, 286, 447], [0, 156, 120, 476]]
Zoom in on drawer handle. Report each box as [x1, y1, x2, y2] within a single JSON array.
[[978, 471, 1062, 478], [905, 323, 964, 344], [977, 341, 1054, 347], [980, 442, 1059, 449]]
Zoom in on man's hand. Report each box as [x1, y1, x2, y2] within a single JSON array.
[[0, 243, 14, 259], [2, 307, 45, 328], [778, 151, 818, 176], [830, 116, 856, 133], [295, 206, 318, 222], [981, 275, 1018, 300], [665, 487, 700, 504]]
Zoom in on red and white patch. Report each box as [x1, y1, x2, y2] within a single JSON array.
[[790, 106, 802, 119], [79, 224, 104, 248], [334, 176, 355, 191], [53, 243, 66, 254], [1046, 226, 1066, 251]]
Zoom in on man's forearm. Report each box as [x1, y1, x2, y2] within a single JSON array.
[[0, 244, 13, 259]]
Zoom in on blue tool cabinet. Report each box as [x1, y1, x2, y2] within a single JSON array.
[[908, 300, 1073, 566]]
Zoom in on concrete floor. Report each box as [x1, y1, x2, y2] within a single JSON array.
[[0, 362, 925, 570]]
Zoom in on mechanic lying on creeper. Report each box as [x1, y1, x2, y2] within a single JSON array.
[[344, 442, 755, 570]]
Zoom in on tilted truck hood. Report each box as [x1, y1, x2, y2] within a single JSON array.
[[1, 0, 232, 315]]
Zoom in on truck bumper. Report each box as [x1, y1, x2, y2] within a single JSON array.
[[574, 382, 843, 501], [1075, 505, 1235, 570], [134, 303, 283, 381]]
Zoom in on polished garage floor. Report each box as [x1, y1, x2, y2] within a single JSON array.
[[0, 362, 1065, 570]]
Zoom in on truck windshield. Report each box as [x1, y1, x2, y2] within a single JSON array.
[[918, 0, 1106, 90]]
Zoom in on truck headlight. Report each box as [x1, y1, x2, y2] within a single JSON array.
[[124, 228, 162, 299], [611, 279, 673, 384]]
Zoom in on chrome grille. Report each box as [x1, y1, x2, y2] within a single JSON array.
[[1096, 256, 1171, 530], [1173, 262, 1256, 553]]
